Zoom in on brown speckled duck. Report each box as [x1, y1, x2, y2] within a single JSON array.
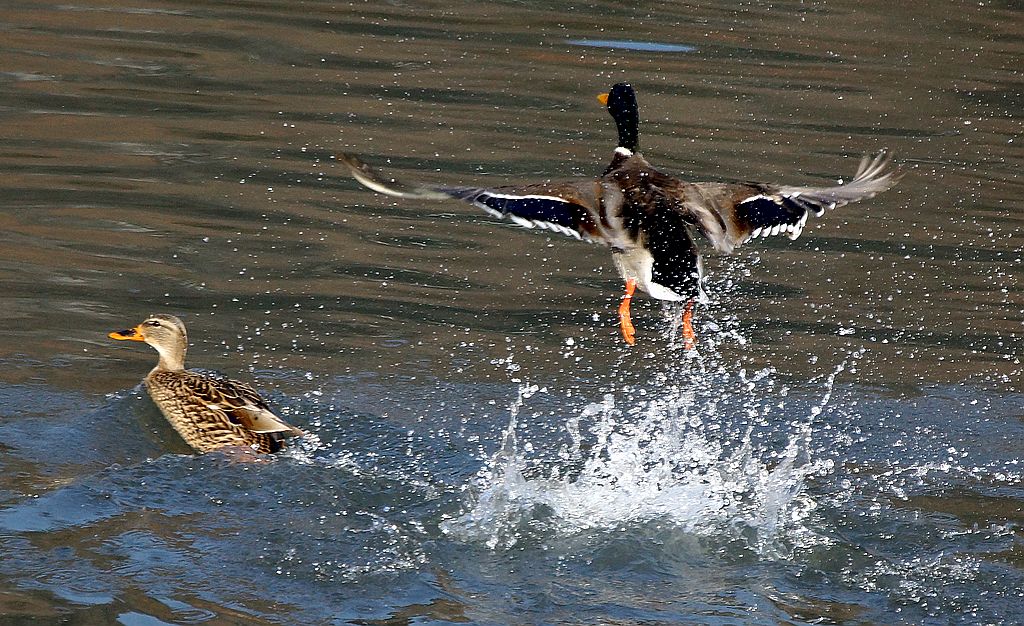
[[109, 314, 303, 454], [340, 82, 900, 346]]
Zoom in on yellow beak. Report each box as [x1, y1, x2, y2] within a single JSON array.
[[597, 93, 609, 105], [109, 325, 146, 341]]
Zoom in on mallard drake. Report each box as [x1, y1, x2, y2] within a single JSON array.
[[340, 82, 900, 346], [109, 314, 303, 454]]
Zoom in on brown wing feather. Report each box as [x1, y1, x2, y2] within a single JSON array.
[[167, 371, 302, 436], [196, 374, 302, 435], [677, 152, 900, 254], [339, 153, 603, 241]]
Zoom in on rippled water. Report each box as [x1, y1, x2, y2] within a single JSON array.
[[1, 1, 1022, 624]]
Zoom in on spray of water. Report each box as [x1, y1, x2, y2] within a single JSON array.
[[442, 359, 845, 555]]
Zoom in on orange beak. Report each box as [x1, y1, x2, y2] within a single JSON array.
[[109, 325, 146, 341], [597, 92, 609, 106]]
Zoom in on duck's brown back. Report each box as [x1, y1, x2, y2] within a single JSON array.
[[144, 370, 296, 454]]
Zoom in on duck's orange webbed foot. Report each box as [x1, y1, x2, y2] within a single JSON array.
[[681, 300, 695, 350], [618, 279, 637, 345]]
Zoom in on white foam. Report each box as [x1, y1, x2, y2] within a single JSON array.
[[442, 365, 843, 554]]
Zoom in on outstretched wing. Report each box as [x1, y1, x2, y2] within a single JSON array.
[[338, 153, 599, 241], [682, 151, 901, 254]]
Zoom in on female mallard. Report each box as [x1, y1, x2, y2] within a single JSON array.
[[109, 314, 303, 454], [340, 82, 900, 346]]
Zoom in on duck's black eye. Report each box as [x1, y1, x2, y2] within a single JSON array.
[[145, 320, 161, 327]]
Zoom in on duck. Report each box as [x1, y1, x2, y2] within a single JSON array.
[[339, 82, 900, 346], [109, 314, 303, 454]]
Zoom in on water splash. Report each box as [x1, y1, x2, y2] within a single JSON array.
[[442, 363, 844, 555]]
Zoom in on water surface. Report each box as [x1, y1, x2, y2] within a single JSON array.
[[1, 1, 1022, 624]]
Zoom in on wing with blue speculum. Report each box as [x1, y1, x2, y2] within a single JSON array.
[[435, 184, 597, 240], [680, 151, 901, 254], [338, 153, 597, 241]]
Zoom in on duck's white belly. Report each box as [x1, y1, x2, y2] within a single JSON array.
[[612, 247, 687, 302]]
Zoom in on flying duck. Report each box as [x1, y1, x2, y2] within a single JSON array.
[[109, 314, 303, 453], [339, 83, 900, 346]]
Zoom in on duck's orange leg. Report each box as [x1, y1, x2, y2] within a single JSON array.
[[618, 279, 637, 345], [682, 300, 696, 350]]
